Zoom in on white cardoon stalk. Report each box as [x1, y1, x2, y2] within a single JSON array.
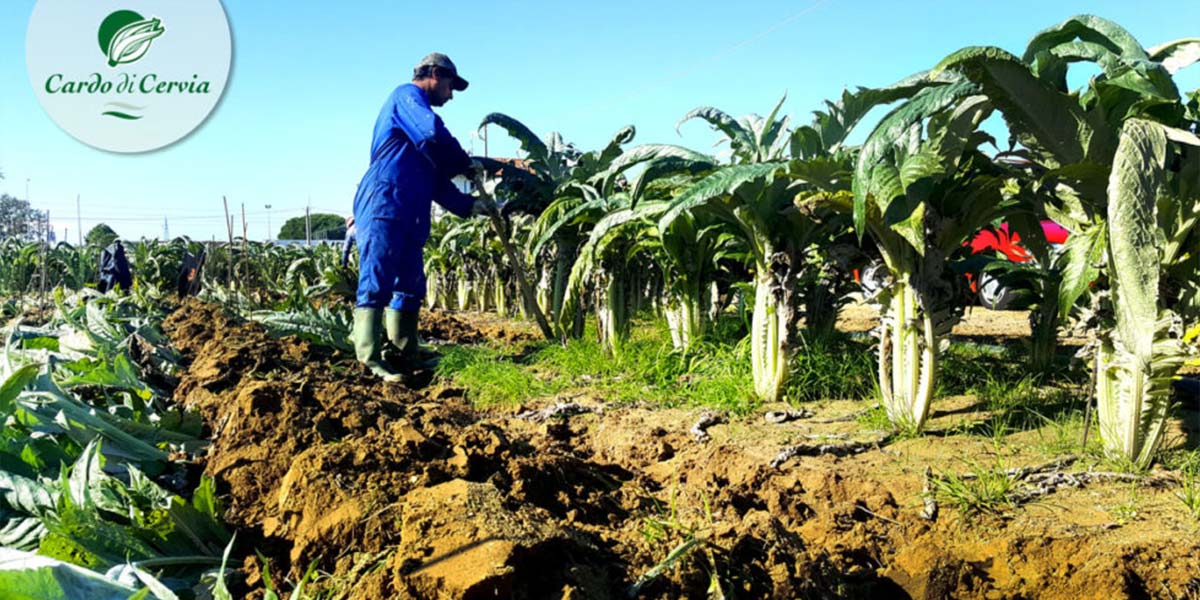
[[750, 270, 791, 402]]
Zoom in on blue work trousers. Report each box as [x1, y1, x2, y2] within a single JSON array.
[[355, 217, 425, 311]]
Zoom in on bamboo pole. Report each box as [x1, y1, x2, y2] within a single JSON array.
[[39, 211, 49, 308], [240, 203, 248, 288], [223, 197, 234, 290]]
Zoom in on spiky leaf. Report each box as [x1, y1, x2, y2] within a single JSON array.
[[676, 107, 755, 157], [853, 79, 976, 235], [1107, 119, 1167, 357], [1023, 15, 1148, 64], [1057, 224, 1105, 320], [933, 46, 1104, 167], [657, 162, 787, 233], [478, 113, 548, 159], [1149, 38, 1200, 74]]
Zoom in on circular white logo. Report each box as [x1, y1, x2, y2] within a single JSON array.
[[26, 0, 232, 154]]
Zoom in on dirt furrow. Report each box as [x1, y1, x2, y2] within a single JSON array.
[[164, 301, 1200, 599]]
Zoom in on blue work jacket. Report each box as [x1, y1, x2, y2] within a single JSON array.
[[352, 83, 475, 241]]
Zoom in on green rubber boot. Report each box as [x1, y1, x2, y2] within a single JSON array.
[[353, 308, 403, 382], [385, 308, 439, 368]]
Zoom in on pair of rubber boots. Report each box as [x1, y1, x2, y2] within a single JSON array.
[[352, 308, 437, 382]]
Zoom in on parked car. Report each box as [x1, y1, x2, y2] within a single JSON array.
[[967, 220, 1069, 309], [855, 220, 1071, 309]]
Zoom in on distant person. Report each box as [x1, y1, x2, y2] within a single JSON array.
[[350, 53, 485, 381], [176, 248, 206, 297], [97, 240, 132, 293], [341, 215, 356, 267]]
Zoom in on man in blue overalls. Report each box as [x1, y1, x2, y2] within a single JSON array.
[[352, 53, 482, 381]]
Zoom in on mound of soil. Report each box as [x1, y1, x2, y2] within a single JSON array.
[[165, 301, 1200, 599], [166, 302, 617, 597]]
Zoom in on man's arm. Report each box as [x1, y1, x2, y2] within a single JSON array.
[[419, 116, 472, 179], [432, 177, 476, 218]]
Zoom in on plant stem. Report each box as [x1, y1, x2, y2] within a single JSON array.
[[751, 271, 790, 402]]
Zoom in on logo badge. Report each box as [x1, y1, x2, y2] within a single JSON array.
[[26, 1, 232, 153], [99, 10, 166, 68]]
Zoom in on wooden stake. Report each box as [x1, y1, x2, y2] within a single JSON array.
[[240, 203, 248, 287], [223, 197, 235, 290]]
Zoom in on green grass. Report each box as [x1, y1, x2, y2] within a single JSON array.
[[1163, 449, 1200, 521], [433, 314, 1098, 435], [1030, 409, 1094, 456], [530, 320, 757, 413], [936, 343, 1088, 398], [1109, 481, 1142, 525], [1178, 470, 1200, 522], [923, 341, 1094, 455], [955, 377, 1088, 446], [783, 333, 875, 402], [434, 316, 883, 415], [929, 460, 1018, 516], [1161, 448, 1200, 473], [433, 314, 878, 413], [435, 345, 557, 408], [856, 404, 892, 431]]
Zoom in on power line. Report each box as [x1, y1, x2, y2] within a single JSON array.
[[58, 209, 320, 223]]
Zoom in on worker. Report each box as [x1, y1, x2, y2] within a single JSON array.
[[97, 240, 133, 293], [341, 215, 356, 268], [351, 52, 484, 381]]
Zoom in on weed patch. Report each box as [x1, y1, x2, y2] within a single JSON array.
[[930, 460, 1018, 516]]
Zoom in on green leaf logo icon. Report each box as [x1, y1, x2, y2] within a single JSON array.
[[97, 10, 165, 68]]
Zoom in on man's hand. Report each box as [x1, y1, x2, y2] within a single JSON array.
[[469, 159, 488, 183], [470, 198, 492, 217]]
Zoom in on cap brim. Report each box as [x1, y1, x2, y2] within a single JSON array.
[[452, 76, 469, 91]]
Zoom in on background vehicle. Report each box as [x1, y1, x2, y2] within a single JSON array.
[[968, 220, 1070, 309]]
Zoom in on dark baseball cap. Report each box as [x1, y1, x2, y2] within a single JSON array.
[[415, 52, 469, 91]]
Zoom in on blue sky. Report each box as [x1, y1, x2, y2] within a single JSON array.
[[1, 0, 1197, 241]]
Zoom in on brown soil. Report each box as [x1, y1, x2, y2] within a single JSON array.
[[165, 301, 1200, 599], [420, 309, 538, 345]]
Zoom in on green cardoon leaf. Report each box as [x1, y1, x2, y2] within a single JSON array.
[[755, 94, 789, 156], [0, 515, 47, 550], [933, 46, 1105, 167], [1031, 40, 1125, 83], [210, 537, 236, 600], [0, 364, 38, 416], [1148, 38, 1200, 74], [629, 156, 717, 206], [676, 106, 755, 158], [1023, 15, 1148, 64], [478, 113, 548, 160], [801, 72, 936, 155], [0, 548, 140, 599], [0, 470, 57, 516], [1107, 119, 1167, 358], [599, 144, 717, 199], [40, 503, 157, 569], [573, 125, 635, 181], [657, 162, 787, 233], [853, 79, 976, 235], [68, 441, 127, 516]]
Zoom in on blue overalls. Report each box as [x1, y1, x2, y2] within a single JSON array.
[[352, 83, 475, 310]]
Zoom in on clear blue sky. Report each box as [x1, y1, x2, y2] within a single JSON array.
[[1, 1, 1197, 241]]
